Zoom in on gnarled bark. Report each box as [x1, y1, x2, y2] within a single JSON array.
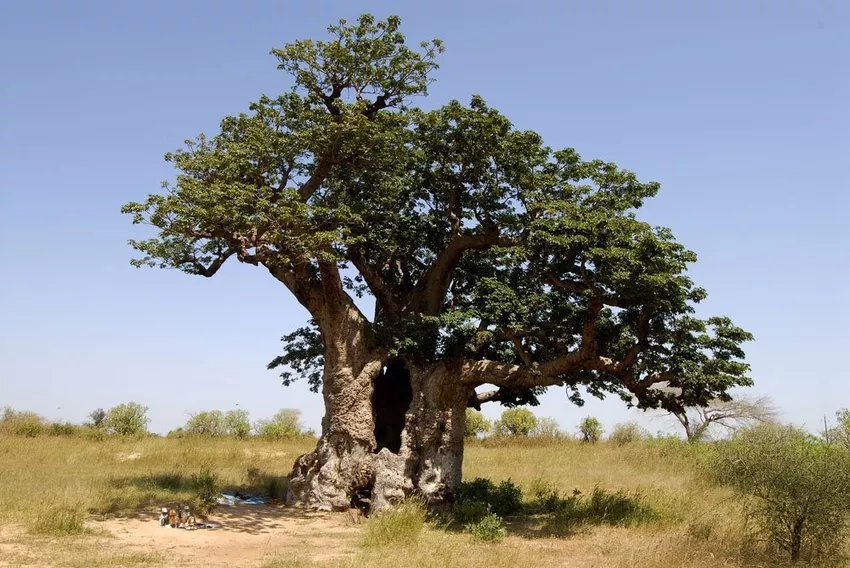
[[287, 353, 471, 512]]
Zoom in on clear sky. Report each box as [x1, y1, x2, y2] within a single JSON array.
[[1, 0, 847, 436]]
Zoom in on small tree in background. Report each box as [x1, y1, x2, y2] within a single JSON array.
[[494, 408, 538, 437], [224, 409, 251, 439], [609, 422, 648, 445], [465, 409, 491, 438], [672, 395, 777, 442], [105, 402, 149, 436], [824, 408, 850, 449], [712, 424, 850, 563], [532, 417, 565, 438], [184, 410, 226, 436], [0, 407, 46, 437], [255, 408, 303, 440], [578, 417, 603, 443], [87, 408, 106, 429]]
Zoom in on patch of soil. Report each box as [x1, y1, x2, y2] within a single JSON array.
[[98, 503, 360, 567]]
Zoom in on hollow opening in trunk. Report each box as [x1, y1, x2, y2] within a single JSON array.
[[372, 360, 412, 454]]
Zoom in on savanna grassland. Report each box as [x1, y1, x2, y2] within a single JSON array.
[[1, 434, 845, 568]]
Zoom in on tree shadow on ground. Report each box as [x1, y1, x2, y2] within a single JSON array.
[[439, 487, 662, 541], [98, 468, 297, 533]]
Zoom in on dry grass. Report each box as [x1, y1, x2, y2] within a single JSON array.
[[0, 434, 846, 567]]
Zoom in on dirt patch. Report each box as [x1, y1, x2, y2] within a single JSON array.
[[97, 503, 359, 567]]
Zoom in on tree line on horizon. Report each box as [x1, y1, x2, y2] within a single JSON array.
[[0, 403, 313, 440]]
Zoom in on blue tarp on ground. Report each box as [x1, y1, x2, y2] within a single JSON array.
[[217, 492, 266, 506]]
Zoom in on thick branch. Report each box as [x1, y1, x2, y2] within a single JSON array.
[[466, 389, 503, 410], [414, 231, 517, 315], [182, 248, 236, 277], [348, 245, 400, 316], [297, 158, 334, 201]]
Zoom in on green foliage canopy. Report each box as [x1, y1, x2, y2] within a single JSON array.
[[494, 408, 538, 437], [712, 424, 850, 562], [123, 14, 752, 413], [105, 402, 149, 436]]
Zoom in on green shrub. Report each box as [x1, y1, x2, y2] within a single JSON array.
[[455, 477, 522, 517], [105, 402, 149, 436], [166, 427, 186, 438], [578, 416, 603, 443], [83, 427, 107, 441], [453, 500, 489, 525], [468, 512, 505, 542], [493, 408, 537, 437], [828, 408, 850, 449], [711, 424, 850, 562], [464, 409, 491, 438], [532, 417, 565, 438], [255, 409, 303, 440], [608, 422, 648, 445], [545, 487, 659, 533], [225, 409, 251, 439], [14, 419, 44, 437], [184, 410, 226, 436], [87, 408, 106, 429], [492, 479, 522, 516], [362, 498, 426, 547], [529, 478, 563, 513], [191, 468, 220, 514], [48, 422, 78, 436], [1, 407, 47, 437]]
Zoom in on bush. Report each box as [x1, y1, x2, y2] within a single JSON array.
[[166, 427, 186, 438], [828, 408, 850, 449], [83, 427, 107, 441], [529, 478, 564, 513], [184, 410, 226, 436], [711, 424, 850, 562], [14, 419, 45, 438], [225, 409, 251, 439], [362, 498, 426, 547], [609, 422, 648, 445], [453, 500, 489, 525], [255, 408, 303, 440], [468, 512, 505, 542], [87, 408, 106, 429], [191, 468, 220, 515], [105, 402, 149, 436], [546, 487, 659, 533], [464, 409, 491, 438], [48, 422, 79, 436], [532, 416, 565, 438], [493, 408, 537, 437], [578, 416, 603, 443], [455, 477, 522, 517], [1, 407, 47, 437]]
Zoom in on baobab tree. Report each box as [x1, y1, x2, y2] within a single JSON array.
[[123, 15, 753, 512]]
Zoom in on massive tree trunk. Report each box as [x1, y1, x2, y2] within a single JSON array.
[[286, 345, 471, 512]]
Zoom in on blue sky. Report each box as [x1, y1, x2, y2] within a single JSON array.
[[1, 0, 847, 436]]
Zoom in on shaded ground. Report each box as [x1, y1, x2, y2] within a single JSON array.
[[0, 504, 359, 568], [105, 504, 359, 566]]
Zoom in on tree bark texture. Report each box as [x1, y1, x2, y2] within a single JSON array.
[[286, 341, 470, 512]]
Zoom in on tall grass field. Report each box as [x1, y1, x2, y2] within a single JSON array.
[[0, 435, 846, 567]]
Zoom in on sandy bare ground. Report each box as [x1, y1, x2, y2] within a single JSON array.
[[104, 504, 360, 567], [0, 505, 360, 568]]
